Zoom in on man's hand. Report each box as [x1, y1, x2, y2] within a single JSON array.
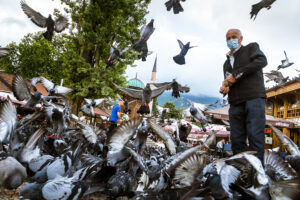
[[226, 74, 236, 85], [219, 86, 230, 95]]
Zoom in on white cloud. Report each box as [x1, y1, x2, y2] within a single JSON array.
[[1, 0, 299, 97]]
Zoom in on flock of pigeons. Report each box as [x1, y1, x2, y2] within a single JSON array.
[[0, 73, 299, 200], [0, 0, 299, 200], [264, 51, 299, 90]]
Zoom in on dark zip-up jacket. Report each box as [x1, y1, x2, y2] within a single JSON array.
[[223, 42, 267, 105]]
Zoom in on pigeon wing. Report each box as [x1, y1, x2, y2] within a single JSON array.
[[94, 98, 105, 106], [152, 82, 172, 89], [178, 84, 190, 93], [250, 1, 265, 20], [84, 98, 92, 104], [53, 85, 72, 95], [151, 83, 172, 99], [0, 97, 17, 142], [12, 75, 31, 101], [40, 77, 55, 91], [148, 118, 176, 155], [107, 118, 142, 152], [177, 39, 184, 49], [113, 83, 143, 99], [0, 48, 11, 58], [21, 1, 47, 28], [54, 16, 69, 33]]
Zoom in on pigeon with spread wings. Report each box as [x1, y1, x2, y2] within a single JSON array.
[[173, 39, 196, 65], [250, 0, 277, 20], [106, 44, 129, 68], [132, 19, 155, 62], [113, 82, 171, 115], [12, 75, 58, 108], [20, 0, 68, 41], [165, 0, 186, 14], [152, 79, 190, 98], [277, 51, 294, 70]]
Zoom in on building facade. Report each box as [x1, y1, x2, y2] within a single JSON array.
[[265, 80, 300, 148]]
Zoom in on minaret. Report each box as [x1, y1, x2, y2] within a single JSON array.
[[150, 55, 157, 83], [149, 55, 157, 114]]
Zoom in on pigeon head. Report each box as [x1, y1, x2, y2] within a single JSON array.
[[146, 83, 150, 88], [49, 89, 55, 96]]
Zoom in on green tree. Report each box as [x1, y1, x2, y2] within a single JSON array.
[[163, 101, 182, 119], [60, 0, 151, 113], [0, 0, 152, 114], [152, 97, 158, 116], [0, 33, 66, 84]]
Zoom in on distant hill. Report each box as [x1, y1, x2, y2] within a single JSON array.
[[157, 92, 221, 109]]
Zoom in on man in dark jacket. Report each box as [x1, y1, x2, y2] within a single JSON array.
[[220, 29, 267, 164]]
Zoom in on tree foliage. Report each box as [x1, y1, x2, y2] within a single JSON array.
[[0, 0, 152, 114], [163, 101, 182, 119]]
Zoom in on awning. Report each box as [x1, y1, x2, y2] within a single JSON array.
[[206, 106, 294, 128]]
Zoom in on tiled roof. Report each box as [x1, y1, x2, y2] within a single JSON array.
[[94, 107, 110, 117]]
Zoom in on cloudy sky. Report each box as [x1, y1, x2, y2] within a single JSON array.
[[1, 0, 299, 98]]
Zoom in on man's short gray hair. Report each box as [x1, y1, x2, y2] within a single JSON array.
[[227, 29, 242, 36]]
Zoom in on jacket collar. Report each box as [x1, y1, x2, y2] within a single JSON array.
[[226, 45, 243, 58]]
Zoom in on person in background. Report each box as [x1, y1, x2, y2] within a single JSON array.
[[219, 28, 267, 164], [108, 100, 124, 134]]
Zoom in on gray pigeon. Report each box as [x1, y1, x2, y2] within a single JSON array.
[[106, 44, 129, 68], [277, 51, 294, 70], [165, 0, 186, 14], [39, 76, 72, 96], [132, 19, 155, 61], [173, 39, 196, 65], [0, 153, 27, 189], [113, 82, 171, 115], [21, 0, 68, 41], [12, 75, 58, 108], [152, 79, 190, 98], [81, 98, 105, 117], [250, 0, 277, 20]]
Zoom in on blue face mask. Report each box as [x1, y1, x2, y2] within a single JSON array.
[[227, 39, 239, 50]]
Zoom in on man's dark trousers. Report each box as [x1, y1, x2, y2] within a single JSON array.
[[229, 98, 265, 163]]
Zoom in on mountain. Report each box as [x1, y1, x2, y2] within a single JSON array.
[[157, 92, 221, 109]]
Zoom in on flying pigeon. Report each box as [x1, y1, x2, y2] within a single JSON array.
[[173, 39, 196, 65], [81, 98, 105, 117], [39, 76, 72, 96], [12, 75, 58, 108], [0, 47, 11, 59], [113, 82, 171, 115], [277, 51, 294, 70], [250, 0, 277, 20], [165, 0, 186, 14], [152, 79, 190, 98], [21, 0, 68, 41], [132, 19, 155, 61], [106, 44, 129, 68]]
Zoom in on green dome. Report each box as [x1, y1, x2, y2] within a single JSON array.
[[126, 77, 145, 89]]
